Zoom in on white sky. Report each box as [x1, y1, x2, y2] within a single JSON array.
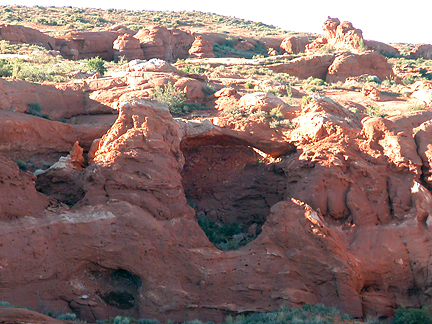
[[2, 0, 431, 44]]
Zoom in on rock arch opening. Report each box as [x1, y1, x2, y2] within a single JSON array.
[[180, 135, 289, 250]]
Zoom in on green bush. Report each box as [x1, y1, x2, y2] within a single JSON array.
[[366, 105, 388, 118], [13, 159, 27, 171], [27, 101, 42, 116], [269, 107, 284, 121], [393, 307, 432, 324], [306, 76, 326, 86], [196, 215, 252, 251], [151, 82, 188, 116], [0, 58, 13, 77], [301, 95, 312, 106], [87, 56, 107, 76]]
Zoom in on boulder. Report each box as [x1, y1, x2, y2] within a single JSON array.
[[134, 26, 194, 62], [238, 92, 291, 114], [364, 40, 400, 57], [173, 77, 205, 102], [326, 51, 395, 83], [188, 35, 215, 58], [280, 35, 311, 54], [409, 44, 432, 60], [80, 99, 191, 219], [113, 33, 145, 61]]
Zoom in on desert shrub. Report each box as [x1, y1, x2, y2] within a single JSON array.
[[382, 76, 397, 87], [57, 313, 79, 321], [269, 119, 296, 129], [0, 58, 13, 77], [365, 75, 381, 84], [202, 83, 216, 95], [0, 301, 11, 306], [13, 159, 27, 171], [138, 319, 159, 324], [151, 82, 188, 116], [408, 105, 424, 112], [269, 107, 284, 120], [402, 76, 418, 85], [249, 111, 268, 120], [221, 107, 249, 118], [393, 307, 432, 324], [301, 95, 312, 106], [27, 101, 42, 116], [86, 56, 107, 76], [196, 215, 252, 250], [306, 77, 326, 86], [179, 65, 206, 74], [244, 82, 254, 89], [366, 105, 388, 118]]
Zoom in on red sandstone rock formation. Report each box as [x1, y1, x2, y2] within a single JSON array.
[[188, 35, 215, 58], [0, 24, 57, 50], [174, 77, 205, 102], [268, 54, 335, 80], [305, 17, 399, 57], [113, 34, 145, 61], [0, 306, 65, 324], [364, 40, 400, 57], [326, 51, 395, 83], [1, 94, 432, 323], [0, 78, 86, 120], [410, 44, 432, 60], [0, 153, 49, 219], [134, 26, 194, 62], [306, 17, 364, 53], [57, 31, 120, 60], [280, 35, 311, 54]]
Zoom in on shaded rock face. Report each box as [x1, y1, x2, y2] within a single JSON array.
[[181, 135, 286, 227], [268, 54, 335, 80], [364, 40, 400, 57], [58, 31, 120, 61], [0, 154, 49, 219], [0, 78, 85, 120], [0, 110, 111, 168], [410, 44, 432, 60]]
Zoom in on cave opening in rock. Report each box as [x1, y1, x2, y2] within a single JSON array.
[[180, 135, 288, 250]]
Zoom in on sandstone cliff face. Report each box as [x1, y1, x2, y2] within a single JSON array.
[[2, 93, 432, 323]]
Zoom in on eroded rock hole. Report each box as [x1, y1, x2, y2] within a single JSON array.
[[181, 135, 286, 250], [90, 267, 142, 310]]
